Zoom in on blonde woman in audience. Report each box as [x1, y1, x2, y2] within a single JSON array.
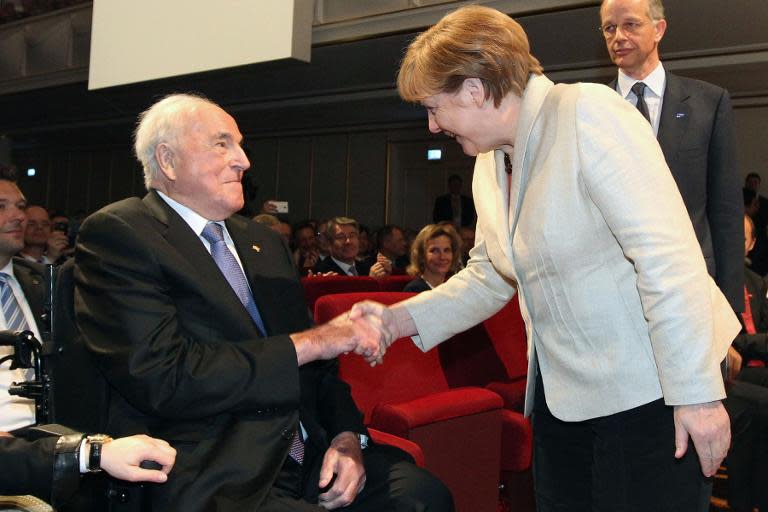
[[404, 224, 461, 293]]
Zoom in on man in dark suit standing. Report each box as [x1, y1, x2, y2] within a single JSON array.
[[433, 174, 476, 228], [0, 168, 45, 435], [600, 0, 743, 313], [74, 94, 451, 512]]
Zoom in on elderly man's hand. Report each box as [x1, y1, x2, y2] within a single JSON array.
[[318, 432, 366, 509], [673, 401, 731, 477], [291, 312, 386, 366]]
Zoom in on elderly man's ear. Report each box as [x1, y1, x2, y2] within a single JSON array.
[[156, 143, 177, 182]]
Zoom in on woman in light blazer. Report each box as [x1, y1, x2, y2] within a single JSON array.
[[353, 5, 740, 510]]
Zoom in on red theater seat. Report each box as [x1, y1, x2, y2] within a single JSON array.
[[376, 274, 413, 292], [314, 292, 503, 512], [300, 275, 379, 311]]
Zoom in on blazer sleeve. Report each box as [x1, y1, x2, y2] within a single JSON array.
[[0, 436, 58, 499], [74, 209, 301, 420], [575, 86, 739, 405], [706, 89, 743, 313]]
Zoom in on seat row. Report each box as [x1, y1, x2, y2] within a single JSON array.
[[312, 291, 533, 512]]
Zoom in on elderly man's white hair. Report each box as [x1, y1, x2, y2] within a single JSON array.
[[134, 93, 218, 190]]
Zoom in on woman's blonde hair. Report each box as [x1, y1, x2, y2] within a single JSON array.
[[397, 5, 543, 107], [407, 223, 462, 277]]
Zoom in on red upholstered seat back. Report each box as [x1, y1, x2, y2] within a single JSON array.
[[314, 292, 450, 423], [437, 297, 528, 389], [482, 297, 528, 380], [301, 276, 380, 311], [376, 275, 413, 292]]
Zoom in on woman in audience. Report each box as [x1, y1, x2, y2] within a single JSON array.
[[352, 5, 739, 510], [404, 224, 461, 292]]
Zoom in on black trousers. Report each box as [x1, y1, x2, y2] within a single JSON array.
[[261, 443, 454, 512], [532, 373, 709, 512]]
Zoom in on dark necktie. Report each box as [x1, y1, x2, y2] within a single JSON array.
[[631, 81, 651, 123], [0, 272, 30, 332], [201, 222, 266, 335], [200, 223, 304, 463]]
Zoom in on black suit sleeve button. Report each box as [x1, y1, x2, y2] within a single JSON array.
[[280, 428, 292, 440]]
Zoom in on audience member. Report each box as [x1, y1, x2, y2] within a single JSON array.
[[720, 214, 768, 512], [0, 171, 44, 434], [253, 213, 291, 244], [458, 226, 475, 268], [601, 0, 743, 314], [745, 173, 768, 275], [313, 217, 377, 277], [433, 174, 476, 228], [1, 430, 176, 509], [73, 94, 451, 512], [371, 225, 408, 275], [19, 205, 69, 265], [292, 221, 321, 276], [404, 224, 461, 293], [357, 224, 373, 262]]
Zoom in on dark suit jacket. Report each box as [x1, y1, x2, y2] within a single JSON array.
[[610, 72, 743, 312], [433, 194, 476, 227], [74, 191, 366, 511], [313, 256, 371, 276]]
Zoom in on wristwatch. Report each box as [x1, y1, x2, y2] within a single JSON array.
[[85, 434, 113, 472]]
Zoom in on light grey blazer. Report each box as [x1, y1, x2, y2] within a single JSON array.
[[403, 74, 740, 422]]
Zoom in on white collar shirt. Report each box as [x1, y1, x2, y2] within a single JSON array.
[[0, 259, 41, 431], [617, 61, 666, 136]]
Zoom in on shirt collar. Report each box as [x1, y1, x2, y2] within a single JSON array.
[[331, 256, 355, 275], [0, 259, 15, 278], [156, 190, 219, 236], [617, 61, 665, 99]]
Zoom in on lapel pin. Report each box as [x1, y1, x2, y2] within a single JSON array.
[[252, 245, 261, 253], [675, 112, 686, 119]]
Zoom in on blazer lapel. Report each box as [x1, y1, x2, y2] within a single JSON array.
[[507, 74, 554, 236], [657, 74, 690, 166], [142, 192, 260, 337]]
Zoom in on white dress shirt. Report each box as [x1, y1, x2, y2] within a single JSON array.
[[0, 259, 42, 431], [617, 61, 666, 136]]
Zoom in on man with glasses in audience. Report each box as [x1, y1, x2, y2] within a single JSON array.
[[314, 217, 376, 277], [600, 0, 742, 316]]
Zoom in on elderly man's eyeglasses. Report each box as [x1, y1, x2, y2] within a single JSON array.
[[599, 20, 648, 38], [333, 232, 359, 242]]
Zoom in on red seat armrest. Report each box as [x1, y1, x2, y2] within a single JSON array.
[[370, 387, 502, 436]]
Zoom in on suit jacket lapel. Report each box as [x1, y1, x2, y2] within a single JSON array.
[[142, 192, 260, 337], [657, 74, 690, 165]]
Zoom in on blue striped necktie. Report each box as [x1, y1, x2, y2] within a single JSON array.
[[200, 223, 304, 462], [0, 272, 30, 332], [201, 222, 267, 335]]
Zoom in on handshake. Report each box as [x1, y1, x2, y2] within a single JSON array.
[[290, 301, 414, 367]]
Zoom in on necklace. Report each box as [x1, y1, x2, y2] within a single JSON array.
[[504, 153, 513, 175]]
